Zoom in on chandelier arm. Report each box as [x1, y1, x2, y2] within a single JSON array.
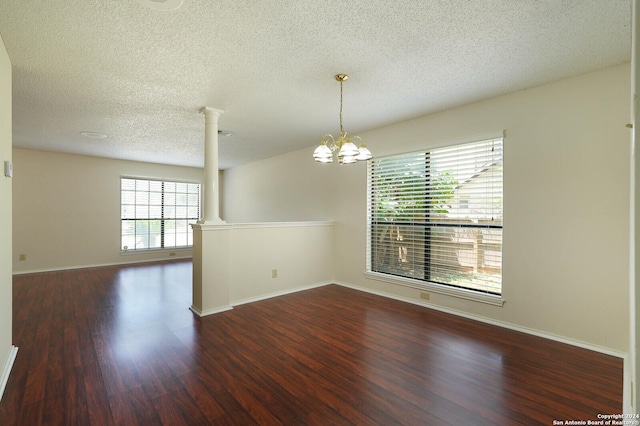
[[322, 134, 337, 151]]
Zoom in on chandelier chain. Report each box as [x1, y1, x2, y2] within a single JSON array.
[[339, 80, 344, 135]]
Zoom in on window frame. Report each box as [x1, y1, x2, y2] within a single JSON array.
[[120, 176, 201, 253], [365, 132, 505, 306]]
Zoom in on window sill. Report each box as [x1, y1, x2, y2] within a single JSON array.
[[120, 247, 193, 256], [364, 271, 505, 307]]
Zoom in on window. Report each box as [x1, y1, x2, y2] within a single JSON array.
[[367, 136, 503, 297], [121, 177, 201, 251]]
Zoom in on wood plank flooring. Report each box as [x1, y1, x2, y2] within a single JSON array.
[[0, 260, 623, 425]]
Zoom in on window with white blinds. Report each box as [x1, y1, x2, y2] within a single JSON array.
[[367, 137, 503, 295], [121, 178, 201, 251]]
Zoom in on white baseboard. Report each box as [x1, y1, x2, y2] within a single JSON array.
[[189, 305, 233, 317], [231, 281, 334, 307], [13, 256, 192, 275], [623, 354, 632, 415], [0, 345, 18, 402], [189, 282, 334, 317]]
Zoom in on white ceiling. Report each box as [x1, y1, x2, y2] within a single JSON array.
[[0, 0, 632, 169]]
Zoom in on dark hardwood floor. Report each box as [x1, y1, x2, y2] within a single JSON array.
[[0, 260, 623, 425]]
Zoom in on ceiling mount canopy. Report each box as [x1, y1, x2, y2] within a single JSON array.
[[313, 74, 372, 164]]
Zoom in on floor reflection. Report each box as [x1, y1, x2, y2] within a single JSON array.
[[108, 260, 197, 365]]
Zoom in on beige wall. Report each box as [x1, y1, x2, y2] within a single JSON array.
[[0, 34, 14, 398], [229, 223, 334, 304], [223, 64, 631, 353], [12, 149, 203, 273], [222, 146, 334, 222]]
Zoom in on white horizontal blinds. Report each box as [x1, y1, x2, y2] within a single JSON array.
[[121, 178, 156, 250], [429, 138, 503, 294], [369, 152, 428, 281], [120, 178, 201, 251], [162, 181, 201, 247], [368, 137, 503, 295]]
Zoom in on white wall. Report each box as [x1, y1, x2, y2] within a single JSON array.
[[224, 64, 632, 353], [0, 33, 15, 400], [12, 149, 203, 273]]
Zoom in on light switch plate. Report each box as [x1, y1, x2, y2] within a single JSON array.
[[3, 161, 12, 178]]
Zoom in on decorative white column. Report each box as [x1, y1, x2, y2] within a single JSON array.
[[191, 106, 232, 317], [199, 106, 225, 224]]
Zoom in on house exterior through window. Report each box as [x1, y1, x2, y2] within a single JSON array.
[[366, 136, 503, 296]]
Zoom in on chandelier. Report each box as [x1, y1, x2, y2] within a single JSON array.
[[313, 74, 372, 164]]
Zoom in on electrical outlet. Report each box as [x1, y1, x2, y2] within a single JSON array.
[[169, 252, 176, 257], [19, 254, 26, 261], [420, 292, 430, 300], [271, 269, 278, 278]]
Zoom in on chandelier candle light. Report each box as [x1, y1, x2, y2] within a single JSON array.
[[313, 74, 372, 164]]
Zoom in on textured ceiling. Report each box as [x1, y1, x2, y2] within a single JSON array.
[[0, 0, 632, 169]]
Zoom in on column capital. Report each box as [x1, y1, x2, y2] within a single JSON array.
[[199, 106, 224, 116]]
